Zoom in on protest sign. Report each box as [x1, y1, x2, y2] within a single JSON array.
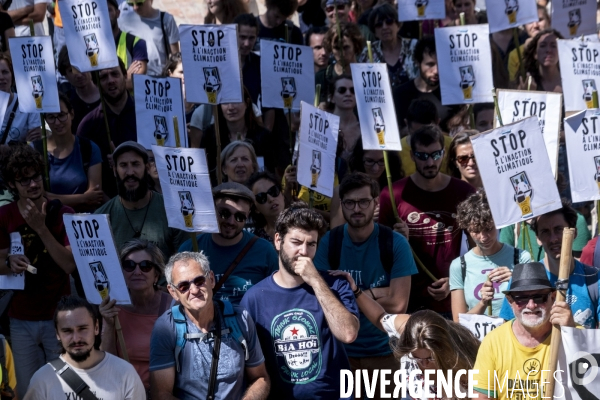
[[458, 314, 504, 341], [495, 89, 562, 177], [558, 39, 600, 112], [471, 117, 561, 228], [397, 0, 445, 21], [434, 24, 494, 105], [133, 75, 187, 149], [351, 63, 401, 150], [552, 0, 597, 39], [297, 102, 339, 197], [8, 36, 60, 113], [59, 0, 119, 72], [557, 327, 600, 400], [152, 146, 219, 233], [484, 0, 538, 33], [180, 24, 242, 105], [563, 109, 600, 203], [0, 232, 26, 290], [63, 214, 131, 305], [261, 41, 314, 110]]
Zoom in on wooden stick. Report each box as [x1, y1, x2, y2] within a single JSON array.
[[545, 227, 575, 398], [486, 276, 492, 316], [513, 28, 526, 83], [593, 90, 599, 108], [213, 105, 222, 185], [100, 291, 129, 362], [459, 12, 465, 26], [492, 88, 503, 126], [468, 105, 475, 129], [418, 20, 423, 40]]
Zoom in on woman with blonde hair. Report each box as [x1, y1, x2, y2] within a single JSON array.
[[220, 140, 259, 185]]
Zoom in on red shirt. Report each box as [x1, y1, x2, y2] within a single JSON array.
[[580, 236, 597, 266]]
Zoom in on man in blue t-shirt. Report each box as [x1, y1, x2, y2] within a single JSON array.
[[313, 172, 417, 399], [499, 200, 600, 328], [179, 182, 278, 305], [241, 206, 360, 399]]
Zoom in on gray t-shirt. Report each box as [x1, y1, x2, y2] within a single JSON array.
[[118, 10, 179, 76], [1, 94, 41, 143], [150, 304, 265, 400]]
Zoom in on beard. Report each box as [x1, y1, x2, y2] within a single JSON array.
[[117, 172, 149, 202], [344, 209, 374, 229], [518, 307, 548, 328], [217, 222, 244, 240], [279, 247, 299, 276], [64, 342, 93, 362], [415, 163, 440, 180], [102, 84, 126, 105]]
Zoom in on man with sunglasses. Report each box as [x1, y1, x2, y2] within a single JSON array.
[[150, 252, 270, 400], [0, 145, 76, 398], [380, 126, 475, 317], [313, 172, 416, 400], [178, 182, 278, 305], [473, 262, 575, 400]]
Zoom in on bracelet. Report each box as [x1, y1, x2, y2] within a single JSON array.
[[369, 287, 377, 300], [353, 287, 362, 299]]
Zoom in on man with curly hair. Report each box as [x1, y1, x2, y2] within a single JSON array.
[[0, 145, 76, 398]]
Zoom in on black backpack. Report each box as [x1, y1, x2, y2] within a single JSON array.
[[328, 224, 394, 274]]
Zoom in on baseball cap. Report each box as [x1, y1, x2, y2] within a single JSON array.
[[213, 182, 255, 204], [112, 141, 148, 164]]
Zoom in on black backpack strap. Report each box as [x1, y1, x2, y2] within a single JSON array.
[[514, 247, 520, 266], [537, 246, 543, 262], [160, 11, 170, 58], [48, 358, 99, 400], [327, 225, 345, 270], [1, 98, 18, 145], [377, 224, 394, 275], [461, 255, 466, 285], [78, 136, 92, 176]]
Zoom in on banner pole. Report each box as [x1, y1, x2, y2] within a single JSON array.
[[94, 71, 113, 148], [418, 21, 423, 40], [545, 228, 575, 399], [336, 15, 345, 72], [213, 105, 222, 185], [459, 12, 465, 26], [458, 14, 475, 130], [99, 291, 129, 362], [492, 88, 503, 127], [513, 28, 526, 83], [308, 86, 322, 209]]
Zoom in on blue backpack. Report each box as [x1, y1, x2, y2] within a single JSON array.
[[171, 300, 248, 372]]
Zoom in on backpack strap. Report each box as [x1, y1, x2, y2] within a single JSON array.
[[159, 11, 170, 58], [327, 225, 345, 270], [214, 236, 258, 293], [48, 358, 98, 400], [220, 300, 248, 360], [377, 224, 394, 275], [171, 305, 187, 373], [513, 247, 520, 266], [461, 255, 466, 285]]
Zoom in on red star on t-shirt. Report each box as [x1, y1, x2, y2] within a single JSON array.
[[290, 327, 299, 335]]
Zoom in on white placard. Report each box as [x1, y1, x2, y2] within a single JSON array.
[[297, 102, 340, 197], [151, 146, 219, 233], [0, 91, 10, 129], [458, 314, 505, 341], [133, 75, 187, 149], [180, 24, 242, 105], [261, 41, 315, 110], [0, 232, 26, 290], [8, 36, 60, 113], [556, 327, 600, 400], [495, 89, 562, 177], [471, 117, 562, 228], [397, 0, 445, 21], [351, 63, 402, 151], [434, 25, 494, 105], [484, 0, 538, 33], [59, 0, 119, 72], [63, 214, 131, 305], [552, 0, 597, 39], [563, 110, 600, 203], [558, 39, 600, 112]]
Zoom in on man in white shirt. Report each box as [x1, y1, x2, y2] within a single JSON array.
[[6, 0, 47, 36]]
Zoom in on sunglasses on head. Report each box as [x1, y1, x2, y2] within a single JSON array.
[[122, 260, 157, 273], [511, 292, 552, 306], [374, 18, 395, 28], [173, 275, 207, 293], [413, 149, 444, 161], [326, 4, 346, 12], [255, 185, 281, 204], [456, 154, 476, 166], [336, 86, 354, 95], [218, 208, 247, 223]]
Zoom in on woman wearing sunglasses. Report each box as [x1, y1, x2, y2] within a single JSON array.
[[447, 131, 482, 189], [246, 171, 287, 244], [358, 4, 418, 89], [327, 75, 360, 161], [99, 239, 171, 395]]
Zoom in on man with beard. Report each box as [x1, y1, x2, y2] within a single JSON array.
[[25, 295, 144, 399], [379, 126, 475, 316], [178, 182, 278, 305], [312, 173, 416, 400], [473, 263, 575, 400], [241, 205, 359, 399], [77, 61, 136, 197], [500, 200, 600, 328], [95, 141, 186, 262]]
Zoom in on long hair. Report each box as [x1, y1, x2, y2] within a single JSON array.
[[447, 130, 477, 179], [522, 28, 563, 89], [246, 171, 286, 230], [216, 86, 262, 140], [204, 0, 248, 24]]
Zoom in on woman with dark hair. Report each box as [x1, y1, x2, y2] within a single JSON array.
[[447, 0, 487, 26], [204, 0, 248, 24], [517, 28, 563, 93], [327, 75, 360, 160], [246, 171, 287, 243], [508, 4, 550, 82], [447, 130, 482, 189], [358, 3, 418, 89]]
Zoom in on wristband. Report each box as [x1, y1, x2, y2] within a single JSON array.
[[369, 287, 377, 300], [353, 287, 362, 299]]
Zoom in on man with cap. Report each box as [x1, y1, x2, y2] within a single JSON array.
[[473, 262, 576, 400], [95, 141, 186, 261], [178, 182, 278, 305]]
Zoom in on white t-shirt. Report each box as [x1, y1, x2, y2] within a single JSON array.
[[1, 94, 41, 143], [24, 353, 145, 400], [8, 0, 47, 36]]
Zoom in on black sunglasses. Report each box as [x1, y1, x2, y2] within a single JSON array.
[[255, 185, 281, 205], [374, 18, 395, 28], [218, 208, 247, 223], [174, 275, 207, 293], [122, 260, 157, 273], [456, 154, 476, 166], [413, 149, 444, 161], [336, 86, 355, 95], [511, 293, 552, 307]]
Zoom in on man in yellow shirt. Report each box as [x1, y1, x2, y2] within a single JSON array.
[[473, 262, 575, 400]]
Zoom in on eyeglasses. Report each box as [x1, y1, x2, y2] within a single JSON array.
[[122, 260, 157, 273], [16, 174, 43, 186], [456, 154, 476, 166], [255, 185, 281, 205], [510, 293, 552, 307], [336, 86, 355, 95], [364, 158, 385, 167], [45, 113, 69, 124], [413, 149, 444, 161], [374, 18, 396, 28], [326, 4, 346, 12], [408, 353, 435, 363], [173, 275, 207, 294], [342, 198, 374, 210], [218, 208, 247, 223]]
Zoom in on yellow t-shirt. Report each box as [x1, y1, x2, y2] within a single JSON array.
[[473, 321, 550, 400], [508, 44, 526, 82], [398, 135, 453, 177], [298, 174, 339, 213]]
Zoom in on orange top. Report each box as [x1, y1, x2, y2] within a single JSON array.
[[54, 2, 62, 28]]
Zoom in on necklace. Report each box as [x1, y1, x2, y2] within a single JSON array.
[[120, 192, 152, 238]]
